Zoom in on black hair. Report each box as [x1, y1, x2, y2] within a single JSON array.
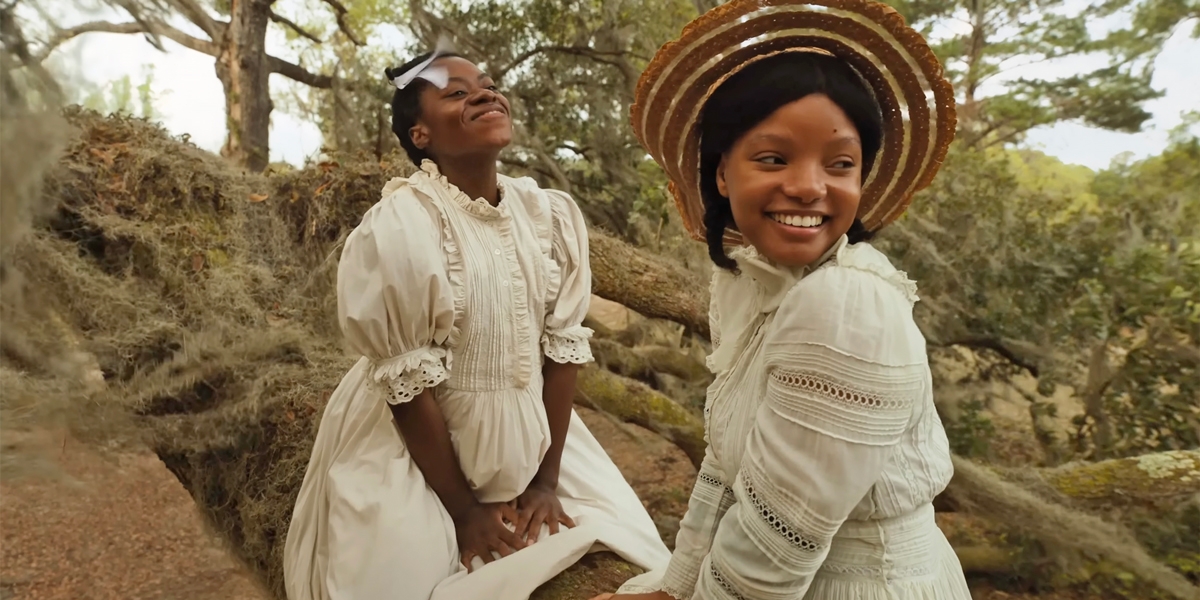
[[698, 52, 883, 271], [384, 51, 462, 166]]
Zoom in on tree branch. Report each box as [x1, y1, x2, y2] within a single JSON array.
[[36, 21, 148, 62], [36, 19, 219, 62], [161, 0, 223, 40], [937, 338, 1041, 377], [267, 55, 333, 88], [319, 0, 364, 46], [269, 11, 322, 43], [148, 21, 219, 55]]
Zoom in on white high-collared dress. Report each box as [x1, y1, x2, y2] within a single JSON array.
[[619, 237, 972, 600], [283, 161, 670, 600]]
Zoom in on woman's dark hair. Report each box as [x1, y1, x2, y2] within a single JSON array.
[[698, 52, 883, 271], [384, 51, 462, 166]]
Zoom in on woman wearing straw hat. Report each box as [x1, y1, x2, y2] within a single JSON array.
[[282, 42, 669, 600], [594, 0, 970, 599]]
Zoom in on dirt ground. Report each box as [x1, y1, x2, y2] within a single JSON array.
[[0, 429, 270, 600]]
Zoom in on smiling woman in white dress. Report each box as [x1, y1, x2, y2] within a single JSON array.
[[282, 46, 669, 600], [595, 1, 972, 599]]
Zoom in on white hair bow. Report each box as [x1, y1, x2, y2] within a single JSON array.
[[390, 35, 457, 90]]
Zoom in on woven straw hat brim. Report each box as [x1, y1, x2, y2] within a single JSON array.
[[632, 0, 957, 245]]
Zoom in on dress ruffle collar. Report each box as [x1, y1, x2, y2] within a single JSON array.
[[729, 235, 847, 314], [707, 236, 847, 373], [415, 159, 509, 221]]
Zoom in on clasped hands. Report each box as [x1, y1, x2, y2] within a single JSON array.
[[454, 482, 576, 571]]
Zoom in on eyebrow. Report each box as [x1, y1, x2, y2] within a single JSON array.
[[830, 134, 862, 147], [748, 132, 862, 146], [446, 73, 494, 85]]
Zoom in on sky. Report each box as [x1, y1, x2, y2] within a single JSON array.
[[44, 5, 1200, 171]]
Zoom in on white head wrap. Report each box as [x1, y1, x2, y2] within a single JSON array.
[[390, 35, 457, 90]]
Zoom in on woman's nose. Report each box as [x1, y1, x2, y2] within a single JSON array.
[[471, 88, 498, 104], [781, 163, 826, 202]]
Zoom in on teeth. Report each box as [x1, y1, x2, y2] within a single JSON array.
[[772, 214, 823, 228]]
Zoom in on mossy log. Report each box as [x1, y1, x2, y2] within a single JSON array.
[[574, 365, 707, 469], [591, 338, 711, 385]]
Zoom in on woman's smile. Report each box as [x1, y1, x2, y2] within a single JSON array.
[[767, 212, 831, 243], [469, 105, 508, 122]]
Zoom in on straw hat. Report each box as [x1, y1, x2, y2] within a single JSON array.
[[632, 0, 957, 244]]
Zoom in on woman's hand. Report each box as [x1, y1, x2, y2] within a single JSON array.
[[514, 482, 575, 543], [586, 593, 675, 600], [453, 502, 526, 571]]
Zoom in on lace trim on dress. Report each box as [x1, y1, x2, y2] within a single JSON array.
[[660, 557, 702, 600], [659, 581, 693, 600], [744, 478, 822, 553], [382, 359, 448, 404], [709, 560, 747, 600], [771, 368, 909, 412], [765, 358, 918, 445], [366, 346, 451, 405], [542, 326, 594, 364]]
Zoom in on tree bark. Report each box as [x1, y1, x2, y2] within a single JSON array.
[[573, 365, 707, 468], [216, 0, 274, 172], [588, 230, 710, 339]]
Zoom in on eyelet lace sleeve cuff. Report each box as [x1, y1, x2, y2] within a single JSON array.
[[541, 325, 594, 365], [367, 346, 451, 405]]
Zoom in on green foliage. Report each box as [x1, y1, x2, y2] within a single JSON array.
[[944, 399, 997, 457], [78, 66, 158, 120], [884, 0, 1195, 148], [880, 129, 1200, 460]]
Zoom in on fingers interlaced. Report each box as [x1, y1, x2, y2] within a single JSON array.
[[499, 503, 519, 525]]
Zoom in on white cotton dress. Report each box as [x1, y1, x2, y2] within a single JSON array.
[[283, 160, 670, 600], [618, 236, 972, 600]]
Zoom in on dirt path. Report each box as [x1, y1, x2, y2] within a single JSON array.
[[0, 430, 270, 600]]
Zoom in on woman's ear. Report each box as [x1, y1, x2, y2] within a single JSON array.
[[716, 154, 729, 198], [409, 122, 430, 151]]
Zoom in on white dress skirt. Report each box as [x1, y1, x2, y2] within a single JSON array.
[[283, 161, 670, 600]]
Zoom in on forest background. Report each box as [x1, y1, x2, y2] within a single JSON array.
[[2, 0, 1198, 599]]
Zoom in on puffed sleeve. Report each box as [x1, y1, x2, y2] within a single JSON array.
[[541, 189, 594, 365], [693, 265, 926, 599], [337, 188, 456, 405]]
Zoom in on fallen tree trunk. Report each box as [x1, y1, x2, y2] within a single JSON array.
[[574, 365, 707, 469], [591, 338, 711, 387], [588, 231, 710, 339]]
